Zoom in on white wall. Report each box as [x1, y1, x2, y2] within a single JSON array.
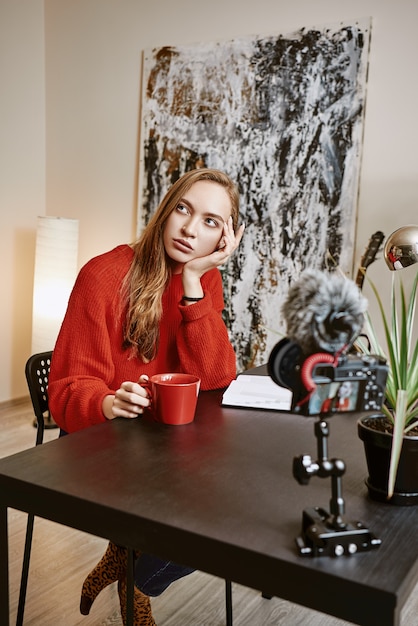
[[0, 1, 45, 402], [1, 0, 417, 402]]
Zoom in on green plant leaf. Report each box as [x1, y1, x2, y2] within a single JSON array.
[[388, 390, 408, 499], [358, 270, 418, 499]]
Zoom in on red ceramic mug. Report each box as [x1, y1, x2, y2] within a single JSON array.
[[143, 373, 201, 425]]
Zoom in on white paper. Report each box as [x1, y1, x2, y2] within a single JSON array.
[[222, 375, 292, 411]]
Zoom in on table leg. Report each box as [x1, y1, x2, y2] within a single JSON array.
[[225, 579, 233, 626], [16, 512, 35, 626], [0, 505, 10, 626]]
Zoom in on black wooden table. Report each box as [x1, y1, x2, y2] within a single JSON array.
[[1, 374, 418, 625]]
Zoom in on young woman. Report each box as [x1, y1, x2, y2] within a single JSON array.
[[320, 380, 354, 413], [48, 168, 245, 625]]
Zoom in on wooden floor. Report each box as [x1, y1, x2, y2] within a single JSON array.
[[2, 399, 418, 625]]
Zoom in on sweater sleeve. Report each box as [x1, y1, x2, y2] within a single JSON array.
[[48, 249, 130, 433], [175, 270, 237, 390]]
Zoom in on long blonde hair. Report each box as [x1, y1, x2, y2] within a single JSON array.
[[123, 168, 240, 361]]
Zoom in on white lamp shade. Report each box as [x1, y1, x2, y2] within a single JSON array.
[[31, 216, 79, 354]]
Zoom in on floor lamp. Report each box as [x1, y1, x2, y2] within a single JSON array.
[[31, 216, 79, 427]]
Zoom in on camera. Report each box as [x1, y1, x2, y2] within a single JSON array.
[[268, 338, 388, 417], [268, 270, 389, 556]]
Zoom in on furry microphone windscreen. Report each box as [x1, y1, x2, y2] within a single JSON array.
[[282, 270, 368, 356]]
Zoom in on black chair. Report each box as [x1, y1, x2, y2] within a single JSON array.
[[25, 351, 54, 446], [17, 351, 54, 625]]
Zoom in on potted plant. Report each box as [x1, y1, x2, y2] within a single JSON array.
[[357, 264, 418, 504]]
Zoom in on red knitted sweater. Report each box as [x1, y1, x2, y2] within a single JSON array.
[[48, 245, 237, 433]]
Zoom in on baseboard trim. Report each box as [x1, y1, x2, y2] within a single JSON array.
[[0, 395, 31, 411]]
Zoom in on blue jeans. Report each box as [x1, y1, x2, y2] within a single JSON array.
[[134, 553, 194, 596]]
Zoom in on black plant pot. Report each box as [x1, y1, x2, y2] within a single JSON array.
[[358, 415, 418, 506]]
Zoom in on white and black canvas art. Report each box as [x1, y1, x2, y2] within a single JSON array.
[[138, 19, 371, 371]]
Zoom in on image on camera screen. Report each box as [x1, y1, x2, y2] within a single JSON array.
[[307, 379, 360, 415]]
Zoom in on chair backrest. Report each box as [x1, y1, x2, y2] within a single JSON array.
[[25, 351, 53, 446]]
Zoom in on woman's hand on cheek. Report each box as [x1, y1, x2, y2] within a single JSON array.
[[216, 217, 245, 259], [184, 218, 245, 276], [105, 378, 151, 420]]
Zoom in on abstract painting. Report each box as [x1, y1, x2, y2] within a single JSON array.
[[138, 19, 371, 371]]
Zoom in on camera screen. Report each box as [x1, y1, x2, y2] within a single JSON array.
[[305, 379, 361, 415]]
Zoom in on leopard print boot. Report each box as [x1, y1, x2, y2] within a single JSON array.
[[118, 577, 156, 626], [80, 542, 129, 615]]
